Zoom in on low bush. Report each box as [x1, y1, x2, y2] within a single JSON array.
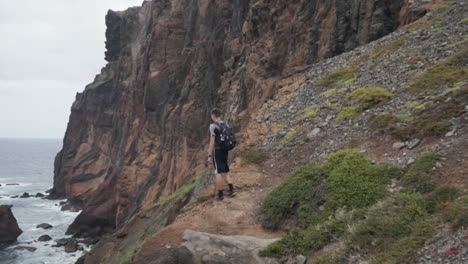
[[401, 152, 439, 193], [315, 66, 358, 87], [260, 163, 328, 230], [407, 47, 468, 94], [346, 87, 394, 110], [347, 193, 437, 264], [336, 107, 358, 120]]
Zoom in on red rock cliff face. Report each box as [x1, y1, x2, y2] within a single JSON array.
[[51, 0, 410, 237]]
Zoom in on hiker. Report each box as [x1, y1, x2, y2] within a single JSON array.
[[207, 108, 237, 201]]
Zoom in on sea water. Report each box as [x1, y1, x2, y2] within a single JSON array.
[[0, 138, 85, 264]]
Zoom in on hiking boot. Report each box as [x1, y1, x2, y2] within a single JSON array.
[[228, 190, 237, 197], [214, 195, 224, 201]]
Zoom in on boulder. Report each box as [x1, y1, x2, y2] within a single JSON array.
[[406, 138, 421, 149], [392, 142, 405, 150], [307, 128, 321, 139], [35, 192, 45, 198], [64, 239, 79, 253], [20, 192, 30, 198], [38, 235, 52, 241], [0, 205, 23, 243], [180, 230, 280, 264], [37, 223, 53, 229]]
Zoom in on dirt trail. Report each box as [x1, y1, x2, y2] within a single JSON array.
[[134, 159, 284, 261]]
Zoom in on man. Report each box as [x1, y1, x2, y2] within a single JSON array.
[[207, 108, 236, 201]]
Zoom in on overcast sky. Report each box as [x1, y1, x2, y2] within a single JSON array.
[[0, 0, 143, 139]]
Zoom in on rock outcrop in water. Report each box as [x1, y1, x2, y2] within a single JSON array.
[[0, 205, 23, 243]]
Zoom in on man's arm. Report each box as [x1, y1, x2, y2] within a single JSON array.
[[208, 124, 216, 162], [208, 136, 215, 156]]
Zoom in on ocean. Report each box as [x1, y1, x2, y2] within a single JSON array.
[[0, 138, 85, 264]]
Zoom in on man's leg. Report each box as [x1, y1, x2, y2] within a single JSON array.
[[215, 173, 224, 200], [221, 172, 236, 197]]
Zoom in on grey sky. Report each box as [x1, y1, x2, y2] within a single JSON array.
[[0, 0, 143, 139]]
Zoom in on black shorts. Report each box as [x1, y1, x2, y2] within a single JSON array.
[[212, 148, 229, 174]]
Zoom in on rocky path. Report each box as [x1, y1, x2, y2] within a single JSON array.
[[133, 160, 284, 263]]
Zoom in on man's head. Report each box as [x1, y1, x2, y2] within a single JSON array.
[[211, 108, 222, 121]]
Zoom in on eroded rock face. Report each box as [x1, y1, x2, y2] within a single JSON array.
[[50, 0, 411, 239], [0, 205, 23, 243]]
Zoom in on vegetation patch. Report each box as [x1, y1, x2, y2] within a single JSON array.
[[404, 101, 425, 110], [323, 100, 340, 111], [347, 193, 437, 264], [321, 87, 348, 96], [401, 152, 439, 193], [407, 47, 468, 94], [396, 114, 414, 122], [370, 36, 411, 58], [442, 195, 468, 227], [260, 149, 402, 258], [425, 186, 461, 213], [297, 105, 320, 123], [460, 18, 468, 24], [423, 18, 442, 30], [315, 66, 358, 87], [325, 149, 392, 212], [260, 163, 328, 230], [277, 130, 298, 150], [241, 148, 270, 164], [157, 169, 205, 207], [346, 87, 394, 110], [336, 107, 358, 120], [391, 97, 465, 140]]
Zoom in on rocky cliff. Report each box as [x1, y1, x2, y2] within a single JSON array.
[[51, 0, 418, 239]]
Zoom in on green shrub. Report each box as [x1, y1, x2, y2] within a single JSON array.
[[460, 18, 468, 24], [370, 37, 410, 58], [346, 87, 394, 110], [396, 114, 414, 122], [241, 149, 270, 164], [316, 66, 359, 87], [260, 163, 328, 230], [401, 152, 439, 193], [325, 149, 389, 211], [443, 195, 468, 227], [259, 226, 329, 257], [407, 47, 468, 94], [347, 193, 436, 264], [259, 149, 407, 259], [425, 186, 461, 213], [277, 130, 297, 150], [337, 107, 358, 120], [297, 105, 319, 123]]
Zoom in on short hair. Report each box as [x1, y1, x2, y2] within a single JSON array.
[[211, 108, 222, 117]]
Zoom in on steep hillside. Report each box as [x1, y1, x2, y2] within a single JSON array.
[[72, 0, 467, 263]]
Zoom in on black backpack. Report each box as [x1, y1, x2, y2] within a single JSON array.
[[215, 121, 237, 151]]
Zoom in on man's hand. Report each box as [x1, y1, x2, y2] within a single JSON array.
[[207, 157, 212, 164]]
